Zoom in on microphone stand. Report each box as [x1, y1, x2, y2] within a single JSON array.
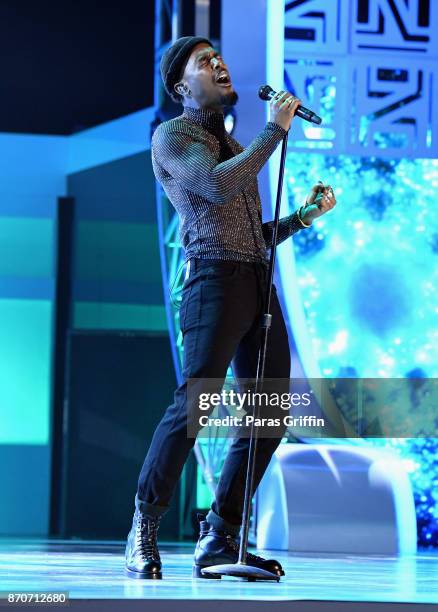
[[201, 129, 289, 582]]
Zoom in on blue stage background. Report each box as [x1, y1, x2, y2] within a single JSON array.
[[0, 0, 436, 548]]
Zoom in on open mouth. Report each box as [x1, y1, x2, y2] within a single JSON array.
[[215, 71, 232, 87]]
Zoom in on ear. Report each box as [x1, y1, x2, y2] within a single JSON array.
[[174, 81, 191, 97]]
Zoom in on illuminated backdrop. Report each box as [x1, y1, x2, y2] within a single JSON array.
[[280, 0, 438, 547]]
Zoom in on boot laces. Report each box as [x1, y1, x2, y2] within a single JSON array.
[[137, 516, 160, 562], [225, 534, 265, 564]]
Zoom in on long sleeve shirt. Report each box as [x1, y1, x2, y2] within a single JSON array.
[[151, 106, 305, 264]]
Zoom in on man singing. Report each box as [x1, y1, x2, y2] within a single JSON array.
[[125, 36, 336, 580]]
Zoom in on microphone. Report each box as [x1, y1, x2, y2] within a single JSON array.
[[258, 84, 322, 125]]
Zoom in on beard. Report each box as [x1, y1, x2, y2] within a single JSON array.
[[219, 89, 238, 107]]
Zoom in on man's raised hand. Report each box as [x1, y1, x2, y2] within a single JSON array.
[[300, 181, 337, 225]]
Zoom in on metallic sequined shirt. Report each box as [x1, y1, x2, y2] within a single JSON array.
[[151, 106, 305, 264]]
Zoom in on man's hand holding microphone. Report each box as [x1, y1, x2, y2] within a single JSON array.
[[269, 90, 303, 132]]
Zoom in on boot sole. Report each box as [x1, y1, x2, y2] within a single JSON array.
[[125, 567, 162, 580], [192, 565, 222, 579]]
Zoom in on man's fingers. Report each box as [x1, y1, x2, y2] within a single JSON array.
[[312, 181, 325, 193], [306, 181, 325, 204], [274, 90, 302, 111], [271, 91, 286, 107], [321, 185, 335, 201], [279, 95, 301, 111], [307, 191, 323, 205], [291, 100, 302, 115], [270, 91, 303, 130], [289, 97, 302, 111], [279, 96, 292, 109], [274, 91, 289, 104], [321, 188, 336, 209], [305, 181, 337, 214]]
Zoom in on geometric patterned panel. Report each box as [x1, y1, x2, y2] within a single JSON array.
[[284, 59, 347, 154], [285, 0, 350, 56], [351, 0, 438, 57], [346, 57, 437, 157], [283, 0, 438, 157]]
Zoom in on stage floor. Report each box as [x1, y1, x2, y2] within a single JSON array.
[[0, 538, 437, 611]]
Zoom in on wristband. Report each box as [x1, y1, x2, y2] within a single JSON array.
[[298, 206, 312, 228]]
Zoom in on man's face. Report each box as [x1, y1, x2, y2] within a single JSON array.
[[177, 42, 238, 109]]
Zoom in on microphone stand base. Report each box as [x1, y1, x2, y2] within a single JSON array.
[[199, 562, 281, 582]]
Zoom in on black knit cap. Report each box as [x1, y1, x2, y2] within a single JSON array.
[[160, 36, 212, 102]]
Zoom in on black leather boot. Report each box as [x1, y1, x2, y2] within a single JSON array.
[[125, 508, 162, 579], [192, 514, 284, 579]]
